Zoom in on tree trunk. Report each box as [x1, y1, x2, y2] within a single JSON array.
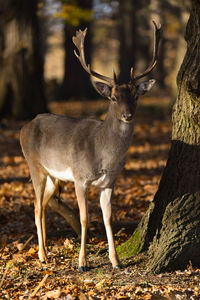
[[118, 0, 151, 83], [156, 0, 189, 93], [117, 0, 200, 273], [60, 0, 94, 99], [0, 0, 47, 119]]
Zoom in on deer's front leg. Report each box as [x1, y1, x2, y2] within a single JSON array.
[[100, 187, 121, 269], [75, 183, 88, 272]]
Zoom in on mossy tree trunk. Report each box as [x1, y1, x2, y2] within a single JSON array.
[[0, 0, 47, 119], [118, 0, 200, 273]]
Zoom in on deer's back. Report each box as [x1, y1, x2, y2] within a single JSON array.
[[21, 112, 103, 155], [20, 113, 114, 185]]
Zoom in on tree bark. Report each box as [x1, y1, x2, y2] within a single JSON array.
[[0, 0, 47, 119], [117, 0, 200, 273]]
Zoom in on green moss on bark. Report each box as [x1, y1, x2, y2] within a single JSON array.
[[117, 229, 143, 259], [117, 203, 154, 259]]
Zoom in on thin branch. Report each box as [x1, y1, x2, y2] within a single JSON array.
[[0, 264, 9, 289], [18, 234, 34, 251], [30, 274, 49, 298]]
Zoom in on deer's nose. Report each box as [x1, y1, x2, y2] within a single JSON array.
[[122, 113, 133, 122]]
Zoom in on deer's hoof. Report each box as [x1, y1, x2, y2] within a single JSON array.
[[113, 264, 123, 270], [78, 266, 88, 272], [41, 260, 47, 264]]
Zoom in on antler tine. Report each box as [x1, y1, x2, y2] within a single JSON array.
[[130, 67, 134, 80], [73, 28, 114, 86], [130, 21, 161, 83], [113, 69, 117, 85], [73, 28, 89, 74]]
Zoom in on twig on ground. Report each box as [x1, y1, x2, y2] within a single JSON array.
[[21, 234, 34, 251], [0, 264, 9, 289], [30, 274, 49, 298]]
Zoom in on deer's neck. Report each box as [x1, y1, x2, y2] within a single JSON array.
[[101, 104, 134, 155]]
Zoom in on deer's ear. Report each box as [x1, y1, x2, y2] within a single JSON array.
[[136, 79, 156, 96], [93, 82, 112, 98]]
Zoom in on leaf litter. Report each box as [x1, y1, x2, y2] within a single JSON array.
[[0, 99, 200, 299]]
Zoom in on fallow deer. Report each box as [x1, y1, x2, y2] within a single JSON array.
[[20, 21, 160, 272]]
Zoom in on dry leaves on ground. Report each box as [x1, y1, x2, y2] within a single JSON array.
[[1, 99, 199, 299]]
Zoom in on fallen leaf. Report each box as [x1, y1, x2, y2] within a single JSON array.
[[79, 292, 88, 300], [43, 288, 61, 299], [42, 270, 54, 275], [16, 243, 24, 251]]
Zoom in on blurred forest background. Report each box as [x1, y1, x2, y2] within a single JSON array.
[[0, 0, 190, 119]]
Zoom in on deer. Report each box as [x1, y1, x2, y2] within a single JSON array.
[[20, 21, 160, 272]]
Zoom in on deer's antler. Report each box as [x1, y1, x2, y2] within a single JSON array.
[[73, 28, 116, 86], [130, 21, 161, 83]]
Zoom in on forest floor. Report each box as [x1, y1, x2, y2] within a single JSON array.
[[1, 97, 200, 299]]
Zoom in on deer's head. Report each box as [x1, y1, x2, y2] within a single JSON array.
[[72, 22, 161, 123]]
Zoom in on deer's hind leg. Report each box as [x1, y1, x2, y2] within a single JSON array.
[[42, 176, 58, 252], [29, 164, 56, 262]]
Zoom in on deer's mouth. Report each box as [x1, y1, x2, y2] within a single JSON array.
[[121, 113, 134, 123]]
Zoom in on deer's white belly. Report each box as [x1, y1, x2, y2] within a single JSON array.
[[44, 166, 75, 182]]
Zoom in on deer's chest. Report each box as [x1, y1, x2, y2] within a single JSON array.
[[91, 159, 125, 188]]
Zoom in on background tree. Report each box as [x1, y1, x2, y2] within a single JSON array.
[[118, 0, 200, 273], [118, 0, 151, 83], [57, 0, 94, 99], [155, 0, 190, 93], [0, 0, 47, 119], [116, 0, 189, 92]]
